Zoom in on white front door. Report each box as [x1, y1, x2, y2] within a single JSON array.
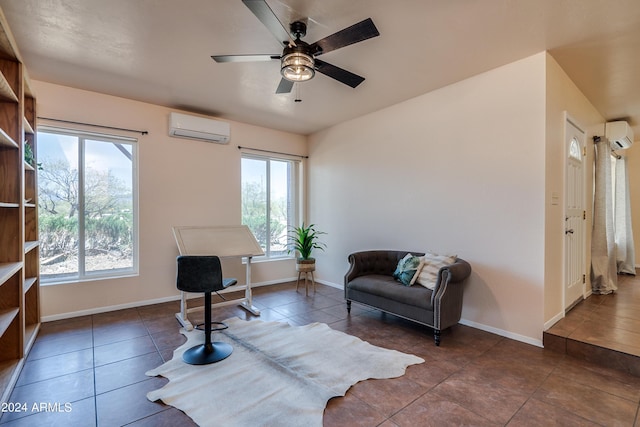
[[564, 118, 586, 310]]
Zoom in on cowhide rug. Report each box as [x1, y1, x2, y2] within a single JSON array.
[[146, 317, 423, 427]]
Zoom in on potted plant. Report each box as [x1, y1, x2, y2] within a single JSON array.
[[288, 223, 326, 273], [24, 142, 42, 170]]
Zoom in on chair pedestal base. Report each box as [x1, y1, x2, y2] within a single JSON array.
[[182, 342, 233, 365]]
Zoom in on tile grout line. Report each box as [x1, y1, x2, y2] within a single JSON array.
[[91, 314, 99, 427]]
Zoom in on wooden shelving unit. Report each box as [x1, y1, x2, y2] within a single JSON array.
[[0, 6, 39, 405]]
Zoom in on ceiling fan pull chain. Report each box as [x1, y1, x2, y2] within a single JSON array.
[[295, 83, 302, 103]]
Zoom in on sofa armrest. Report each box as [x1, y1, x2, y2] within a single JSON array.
[[431, 258, 471, 329], [441, 258, 471, 284], [432, 258, 471, 300]]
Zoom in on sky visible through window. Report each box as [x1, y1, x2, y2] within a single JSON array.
[[38, 132, 133, 186], [242, 157, 288, 199]]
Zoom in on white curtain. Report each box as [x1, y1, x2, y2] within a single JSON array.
[[591, 138, 617, 294], [614, 155, 636, 275]]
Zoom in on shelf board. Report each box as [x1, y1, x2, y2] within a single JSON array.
[[0, 71, 17, 103], [0, 358, 21, 404], [0, 127, 18, 149], [23, 116, 34, 135], [0, 7, 21, 61], [23, 160, 34, 171], [24, 277, 36, 293], [0, 307, 19, 337], [24, 323, 40, 354], [24, 241, 39, 254], [24, 202, 36, 208], [23, 67, 34, 97], [0, 262, 21, 285], [0, 202, 19, 208]]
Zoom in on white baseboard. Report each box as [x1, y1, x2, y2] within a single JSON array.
[[544, 311, 565, 331], [315, 279, 343, 290], [458, 318, 543, 348], [41, 294, 183, 322], [257, 277, 298, 287], [42, 278, 541, 349], [320, 280, 544, 347], [41, 279, 296, 322]]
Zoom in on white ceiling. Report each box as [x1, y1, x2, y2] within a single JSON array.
[[1, 0, 639, 136]]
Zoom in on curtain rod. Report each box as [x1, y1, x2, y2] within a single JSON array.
[[594, 136, 623, 159], [37, 117, 148, 135], [238, 145, 308, 159]]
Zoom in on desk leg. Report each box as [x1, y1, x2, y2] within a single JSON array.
[[175, 291, 194, 331], [239, 256, 260, 315]]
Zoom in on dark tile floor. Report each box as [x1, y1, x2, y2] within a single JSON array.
[[2, 281, 640, 426], [545, 272, 640, 377]]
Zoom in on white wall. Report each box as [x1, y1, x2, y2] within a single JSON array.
[[34, 80, 307, 319], [308, 53, 548, 344]]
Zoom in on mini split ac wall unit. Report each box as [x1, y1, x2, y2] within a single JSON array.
[[605, 121, 634, 150], [168, 112, 230, 144]]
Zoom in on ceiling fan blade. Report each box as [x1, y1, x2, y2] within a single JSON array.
[[242, 0, 296, 46], [212, 54, 280, 63], [310, 18, 379, 56], [276, 78, 294, 94], [314, 59, 365, 88]]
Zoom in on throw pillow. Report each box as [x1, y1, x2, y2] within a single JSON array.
[[415, 252, 457, 290], [392, 253, 421, 286], [410, 261, 424, 285]]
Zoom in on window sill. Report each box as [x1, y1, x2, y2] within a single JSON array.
[[41, 271, 139, 286], [242, 256, 295, 265]]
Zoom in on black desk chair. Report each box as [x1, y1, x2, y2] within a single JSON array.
[[176, 255, 237, 365]]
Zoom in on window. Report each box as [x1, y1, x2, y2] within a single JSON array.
[[37, 127, 138, 283], [241, 154, 300, 258], [569, 137, 582, 161]]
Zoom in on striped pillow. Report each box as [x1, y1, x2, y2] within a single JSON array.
[[414, 252, 457, 290]]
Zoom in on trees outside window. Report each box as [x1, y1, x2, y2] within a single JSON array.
[[241, 155, 299, 258], [37, 128, 138, 283]]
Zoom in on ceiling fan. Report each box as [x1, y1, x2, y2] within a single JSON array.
[[212, 0, 380, 94]]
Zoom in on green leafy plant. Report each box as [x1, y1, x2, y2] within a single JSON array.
[[24, 142, 42, 170], [288, 223, 326, 260]]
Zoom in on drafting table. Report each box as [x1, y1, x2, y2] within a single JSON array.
[[172, 225, 265, 330]]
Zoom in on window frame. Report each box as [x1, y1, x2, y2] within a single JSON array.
[[241, 152, 301, 260], [37, 126, 139, 285]]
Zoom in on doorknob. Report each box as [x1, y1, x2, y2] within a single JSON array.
[[565, 229, 574, 235]]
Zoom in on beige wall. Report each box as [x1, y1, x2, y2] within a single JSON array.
[[34, 80, 307, 319], [543, 54, 605, 325], [308, 53, 548, 344]]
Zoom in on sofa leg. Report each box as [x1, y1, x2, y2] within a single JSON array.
[[434, 330, 441, 346], [346, 300, 351, 313]]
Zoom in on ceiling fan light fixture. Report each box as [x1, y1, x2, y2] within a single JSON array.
[[281, 52, 315, 82]]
